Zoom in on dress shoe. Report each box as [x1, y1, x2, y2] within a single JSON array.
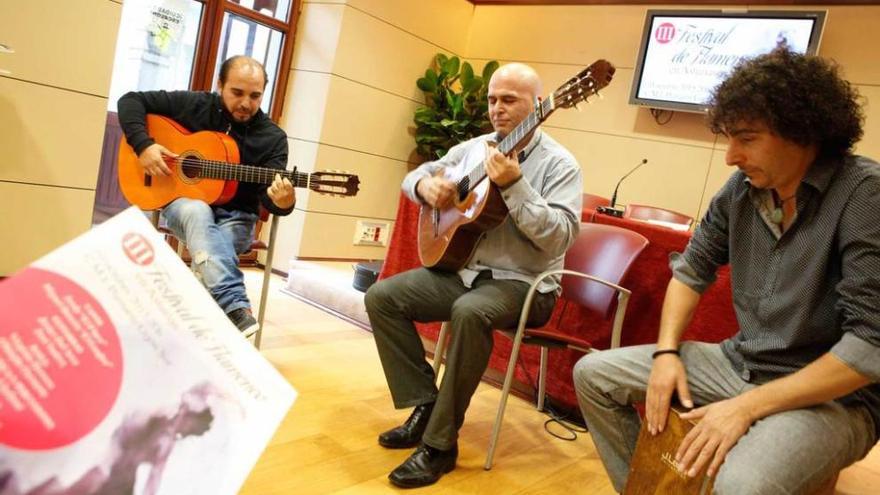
[[378, 403, 433, 449], [388, 444, 457, 488]]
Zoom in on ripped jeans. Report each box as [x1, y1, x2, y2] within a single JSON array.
[[161, 198, 257, 314]]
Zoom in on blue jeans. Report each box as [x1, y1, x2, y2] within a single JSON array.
[[161, 198, 257, 314], [573, 342, 877, 494]]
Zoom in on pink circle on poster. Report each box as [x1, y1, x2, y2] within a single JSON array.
[[0, 267, 123, 450]]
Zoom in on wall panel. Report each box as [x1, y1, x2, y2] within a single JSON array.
[[0, 0, 120, 275], [0, 78, 107, 189], [0, 0, 119, 96], [0, 183, 96, 274], [346, 0, 473, 55]]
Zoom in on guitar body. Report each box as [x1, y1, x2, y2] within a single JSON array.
[[418, 151, 509, 271], [118, 114, 240, 210]]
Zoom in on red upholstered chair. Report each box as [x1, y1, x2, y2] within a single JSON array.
[[623, 204, 694, 229], [432, 223, 649, 469], [583, 193, 612, 210], [581, 193, 611, 221]]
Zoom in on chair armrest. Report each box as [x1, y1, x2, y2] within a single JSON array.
[[513, 269, 632, 350]]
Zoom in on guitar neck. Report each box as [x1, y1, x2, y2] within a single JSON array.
[[186, 159, 310, 188], [497, 97, 555, 156], [467, 97, 555, 186]]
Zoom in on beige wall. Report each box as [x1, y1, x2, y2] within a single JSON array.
[[5, 3, 875, 270], [0, 0, 121, 275], [278, 3, 880, 263], [468, 4, 880, 222], [274, 0, 474, 262]]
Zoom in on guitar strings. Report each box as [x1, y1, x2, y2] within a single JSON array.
[[162, 155, 314, 184]]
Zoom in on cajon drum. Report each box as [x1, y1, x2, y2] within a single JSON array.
[[623, 406, 714, 495]]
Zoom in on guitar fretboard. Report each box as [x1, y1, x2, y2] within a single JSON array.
[[175, 157, 311, 188], [460, 97, 555, 193]]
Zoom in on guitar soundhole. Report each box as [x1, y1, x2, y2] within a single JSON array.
[[457, 177, 470, 202], [179, 152, 202, 181]]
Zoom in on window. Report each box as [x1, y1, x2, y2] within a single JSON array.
[[194, 0, 299, 121]]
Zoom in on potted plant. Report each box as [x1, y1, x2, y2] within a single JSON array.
[[414, 53, 499, 161]]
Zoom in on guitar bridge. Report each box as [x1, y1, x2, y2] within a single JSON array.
[[144, 174, 152, 187]]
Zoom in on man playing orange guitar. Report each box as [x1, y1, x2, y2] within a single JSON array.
[[365, 63, 583, 488], [118, 56, 294, 337]]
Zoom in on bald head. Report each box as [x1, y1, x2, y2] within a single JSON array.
[[487, 63, 543, 137], [219, 55, 267, 88], [489, 63, 542, 101]]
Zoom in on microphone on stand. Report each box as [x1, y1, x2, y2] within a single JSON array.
[[598, 158, 648, 217]]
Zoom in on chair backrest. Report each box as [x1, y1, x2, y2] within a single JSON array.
[[583, 193, 612, 210], [561, 223, 649, 318], [624, 204, 693, 228]]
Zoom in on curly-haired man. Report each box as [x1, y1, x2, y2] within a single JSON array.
[[574, 49, 880, 494]]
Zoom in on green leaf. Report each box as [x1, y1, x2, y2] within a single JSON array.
[[435, 53, 449, 68], [417, 77, 435, 93], [482, 60, 499, 82], [460, 62, 474, 86], [462, 76, 480, 95], [444, 56, 461, 78]]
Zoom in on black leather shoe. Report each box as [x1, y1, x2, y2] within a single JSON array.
[[378, 403, 434, 449], [388, 444, 457, 488]]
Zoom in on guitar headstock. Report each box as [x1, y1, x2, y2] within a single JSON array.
[[552, 59, 616, 110], [310, 170, 360, 197]]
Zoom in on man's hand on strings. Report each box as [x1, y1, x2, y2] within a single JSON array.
[[138, 143, 177, 176], [417, 176, 457, 209], [484, 142, 522, 189], [268, 174, 295, 209]]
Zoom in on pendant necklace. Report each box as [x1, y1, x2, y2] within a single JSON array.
[[771, 191, 796, 224]]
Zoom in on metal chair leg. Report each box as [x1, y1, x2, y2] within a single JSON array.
[[484, 319, 529, 470], [432, 322, 450, 382], [150, 210, 160, 228], [537, 346, 548, 412], [254, 215, 279, 349]]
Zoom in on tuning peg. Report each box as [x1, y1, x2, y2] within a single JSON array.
[[597, 91, 605, 100]]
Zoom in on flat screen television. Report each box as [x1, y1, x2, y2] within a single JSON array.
[[629, 9, 827, 113]]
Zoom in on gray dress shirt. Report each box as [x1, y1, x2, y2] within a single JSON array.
[[402, 130, 583, 294], [671, 155, 880, 435]]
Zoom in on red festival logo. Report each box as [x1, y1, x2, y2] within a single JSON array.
[[122, 232, 155, 266], [655, 22, 676, 44]]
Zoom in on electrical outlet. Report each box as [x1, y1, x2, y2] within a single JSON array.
[[353, 220, 390, 246]]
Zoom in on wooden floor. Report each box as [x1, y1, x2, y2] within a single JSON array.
[[238, 269, 880, 495]]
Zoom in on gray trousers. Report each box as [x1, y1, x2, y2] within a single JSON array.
[[573, 342, 877, 495], [365, 267, 556, 450]]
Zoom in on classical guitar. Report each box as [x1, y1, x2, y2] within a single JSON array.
[[418, 60, 615, 271], [118, 114, 360, 210]]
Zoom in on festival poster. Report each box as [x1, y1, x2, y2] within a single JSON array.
[[637, 16, 816, 105], [0, 207, 295, 495]]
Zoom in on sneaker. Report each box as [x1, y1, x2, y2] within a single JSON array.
[[228, 308, 259, 338]]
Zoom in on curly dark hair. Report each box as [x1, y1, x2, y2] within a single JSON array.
[[707, 49, 864, 160]]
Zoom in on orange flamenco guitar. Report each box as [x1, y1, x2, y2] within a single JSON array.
[[118, 114, 359, 210]]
